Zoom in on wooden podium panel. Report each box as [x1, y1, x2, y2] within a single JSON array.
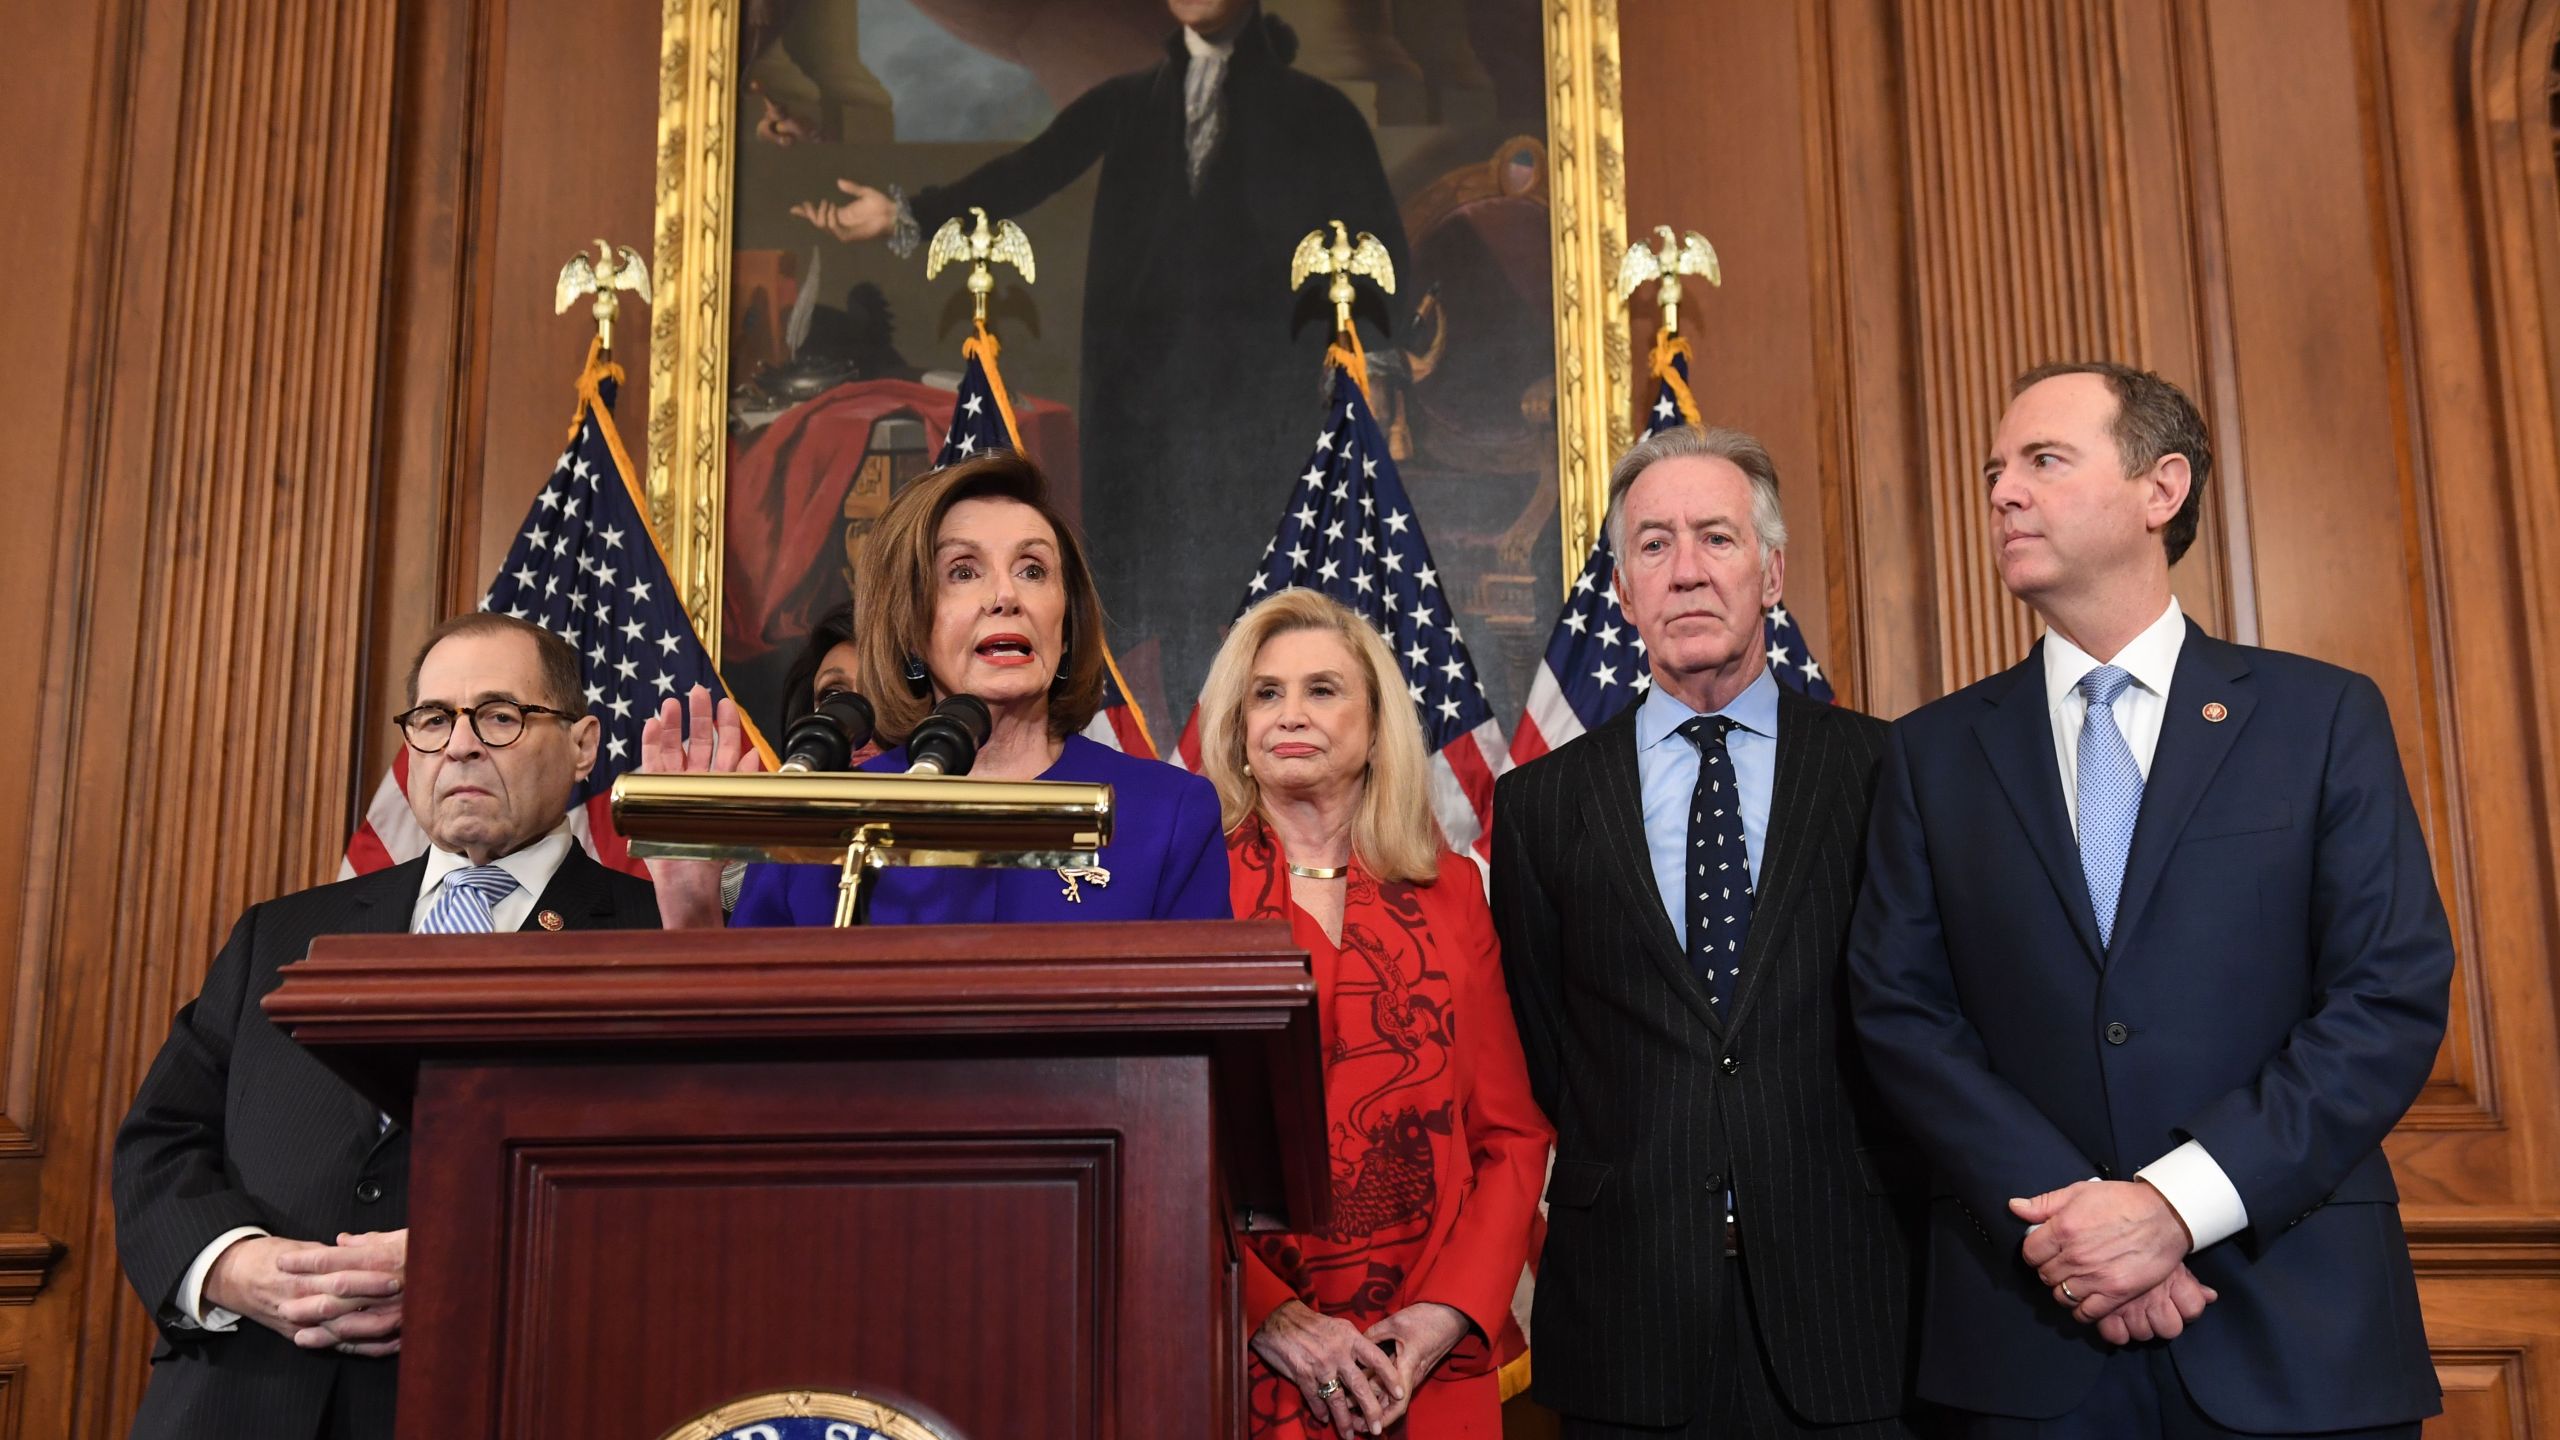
[[266, 921, 1321, 1440]]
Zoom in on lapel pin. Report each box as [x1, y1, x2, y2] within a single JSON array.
[[536, 909, 565, 931], [2201, 702, 2229, 723]]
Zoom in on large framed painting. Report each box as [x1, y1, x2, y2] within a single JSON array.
[[651, 0, 1632, 737]]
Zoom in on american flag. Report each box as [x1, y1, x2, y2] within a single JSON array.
[[1176, 364, 1509, 856], [342, 346, 758, 878], [939, 327, 1159, 759], [1511, 337, 1833, 763]]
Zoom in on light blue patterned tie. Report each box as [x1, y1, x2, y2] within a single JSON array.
[[2076, 665, 2144, 949], [419, 865, 520, 934]]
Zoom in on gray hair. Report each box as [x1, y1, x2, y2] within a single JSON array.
[[1603, 424, 1790, 562]]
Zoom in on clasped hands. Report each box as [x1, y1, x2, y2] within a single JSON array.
[[1251, 1298, 1471, 1435], [2010, 1180, 2217, 1345], [203, 1230, 408, 1356]]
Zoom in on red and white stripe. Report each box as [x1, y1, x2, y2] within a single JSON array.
[[1506, 662, 1586, 768]]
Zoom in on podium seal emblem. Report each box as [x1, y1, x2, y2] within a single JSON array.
[[654, 1390, 959, 1440]]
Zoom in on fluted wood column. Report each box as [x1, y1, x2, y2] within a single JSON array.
[[0, 0, 398, 1433]]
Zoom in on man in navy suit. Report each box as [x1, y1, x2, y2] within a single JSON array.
[[1847, 362, 2451, 1437]]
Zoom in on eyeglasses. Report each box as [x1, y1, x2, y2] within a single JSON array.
[[392, 700, 579, 753]]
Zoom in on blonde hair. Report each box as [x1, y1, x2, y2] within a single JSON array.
[[1197, 589, 1443, 885], [850, 453, 1108, 744]]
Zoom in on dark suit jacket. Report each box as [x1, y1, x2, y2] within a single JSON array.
[[1493, 689, 1922, 1427], [113, 847, 659, 1440], [908, 12, 1407, 702], [1846, 629, 2450, 1429]]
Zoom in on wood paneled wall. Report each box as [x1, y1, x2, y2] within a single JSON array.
[[1621, 0, 2560, 1427], [2, 0, 401, 1432], [0, 1, 2552, 1435]]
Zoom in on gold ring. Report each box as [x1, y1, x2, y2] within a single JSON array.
[[1315, 1378, 1343, 1399], [2061, 1280, 2080, 1303]]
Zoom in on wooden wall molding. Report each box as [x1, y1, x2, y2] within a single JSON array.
[[0, 1235, 66, 1306], [1897, 0, 2150, 692], [6, 0, 406, 1433], [2407, 1217, 2560, 1277]]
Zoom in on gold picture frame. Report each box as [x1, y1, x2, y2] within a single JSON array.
[[647, 0, 1631, 656]]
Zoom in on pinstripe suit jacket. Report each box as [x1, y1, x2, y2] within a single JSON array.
[[1493, 689, 1922, 1427], [113, 847, 658, 1440]]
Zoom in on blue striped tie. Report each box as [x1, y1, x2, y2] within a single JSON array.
[[419, 865, 520, 934], [2076, 665, 2144, 948]]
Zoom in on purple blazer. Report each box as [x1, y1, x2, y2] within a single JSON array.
[[731, 734, 1233, 926]]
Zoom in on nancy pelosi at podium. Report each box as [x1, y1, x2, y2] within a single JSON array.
[[1197, 589, 1552, 1440], [644, 453, 1230, 927]]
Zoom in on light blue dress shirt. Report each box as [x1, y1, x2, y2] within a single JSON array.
[[1636, 665, 1780, 951]]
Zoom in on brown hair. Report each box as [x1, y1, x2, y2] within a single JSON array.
[[2012, 361, 2214, 566], [852, 452, 1107, 744], [404, 612, 583, 712], [1195, 588, 1443, 885]]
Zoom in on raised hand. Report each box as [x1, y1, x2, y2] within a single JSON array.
[[640, 684, 764, 929]]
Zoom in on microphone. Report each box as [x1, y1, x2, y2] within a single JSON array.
[[777, 691, 877, 773], [904, 694, 992, 776]]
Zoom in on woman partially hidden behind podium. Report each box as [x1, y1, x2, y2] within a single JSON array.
[[1196, 589, 1552, 1439], [645, 453, 1229, 926]]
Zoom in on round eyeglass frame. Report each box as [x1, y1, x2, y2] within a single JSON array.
[[392, 700, 580, 754]]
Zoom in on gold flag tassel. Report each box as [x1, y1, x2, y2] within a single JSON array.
[[963, 319, 1028, 452], [1650, 327, 1703, 429], [1325, 325, 1372, 403]]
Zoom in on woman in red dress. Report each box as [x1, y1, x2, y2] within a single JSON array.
[[1197, 588, 1553, 1438]]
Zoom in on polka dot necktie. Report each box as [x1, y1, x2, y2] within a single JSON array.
[[418, 865, 520, 934], [2076, 664, 2145, 949], [1679, 716, 1752, 1011]]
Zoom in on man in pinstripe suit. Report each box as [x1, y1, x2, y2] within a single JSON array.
[[1495, 425, 1925, 1437], [112, 614, 660, 1440]]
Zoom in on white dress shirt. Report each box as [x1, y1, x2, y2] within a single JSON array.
[[2039, 598, 2249, 1252], [1180, 22, 1237, 192], [174, 826, 576, 1330]]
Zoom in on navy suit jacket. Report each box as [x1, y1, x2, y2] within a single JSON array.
[[1846, 627, 2450, 1429]]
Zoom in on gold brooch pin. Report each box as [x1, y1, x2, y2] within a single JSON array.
[[2202, 702, 2229, 723], [1057, 866, 1111, 903], [536, 910, 566, 931]]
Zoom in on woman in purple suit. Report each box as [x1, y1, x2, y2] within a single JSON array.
[[646, 452, 1230, 927]]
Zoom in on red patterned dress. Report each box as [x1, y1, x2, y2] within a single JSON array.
[[1230, 817, 1553, 1439]]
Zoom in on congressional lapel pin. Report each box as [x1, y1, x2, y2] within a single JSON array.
[[536, 909, 566, 931], [2201, 702, 2229, 723]]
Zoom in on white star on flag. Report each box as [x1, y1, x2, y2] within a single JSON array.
[[1175, 364, 1510, 859]]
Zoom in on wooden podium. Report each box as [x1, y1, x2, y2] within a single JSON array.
[[264, 920, 1324, 1440]]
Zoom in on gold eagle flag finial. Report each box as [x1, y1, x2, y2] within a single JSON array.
[[925, 206, 1036, 324], [1290, 219, 1396, 338], [1615, 226, 1720, 338], [554, 238, 653, 352]]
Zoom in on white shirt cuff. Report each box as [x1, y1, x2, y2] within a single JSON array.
[[2138, 1140, 2248, 1250], [174, 1226, 268, 1331]]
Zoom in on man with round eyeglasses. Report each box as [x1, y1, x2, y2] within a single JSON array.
[[112, 613, 659, 1440]]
